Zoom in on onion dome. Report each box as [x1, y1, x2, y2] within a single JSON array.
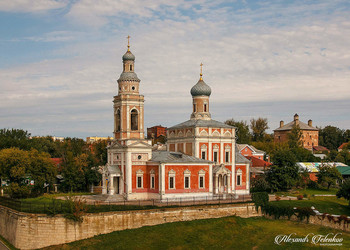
[[190, 79, 211, 96], [190, 63, 211, 96], [117, 72, 140, 82], [122, 51, 135, 61]]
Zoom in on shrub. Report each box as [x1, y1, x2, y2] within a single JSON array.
[[262, 203, 294, 219], [295, 207, 315, 222], [303, 193, 308, 198], [251, 192, 269, 211], [64, 196, 87, 222], [6, 183, 31, 199], [251, 177, 270, 193], [307, 180, 319, 189], [297, 195, 303, 200]]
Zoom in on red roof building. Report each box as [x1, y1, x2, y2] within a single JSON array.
[[338, 142, 349, 152]]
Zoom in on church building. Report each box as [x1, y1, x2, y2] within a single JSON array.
[[102, 38, 250, 200]]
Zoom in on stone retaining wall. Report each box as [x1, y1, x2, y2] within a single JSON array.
[[0, 203, 259, 249]]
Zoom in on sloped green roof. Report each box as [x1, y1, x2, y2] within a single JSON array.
[[336, 166, 350, 176]]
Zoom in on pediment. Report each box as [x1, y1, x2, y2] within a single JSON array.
[[108, 141, 124, 149], [128, 140, 152, 148], [213, 164, 232, 174]]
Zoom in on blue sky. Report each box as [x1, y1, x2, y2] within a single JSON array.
[[1, 0, 350, 138]]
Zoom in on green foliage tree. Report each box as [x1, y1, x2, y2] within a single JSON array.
[[0, 148, 57, 198], [250, 118, 269, 142], [336, 179, 350, 206], [224, 119, 251, 143], [319, 126, 344, 150], [288, 125, 302, 149], [0, 128, 31, 150], [251, 177, 270, 193], [265, 149, 300, 191], [316, 165, 342, 189]]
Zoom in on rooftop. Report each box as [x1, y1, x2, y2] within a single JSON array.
[[169, 119, 233, 130]]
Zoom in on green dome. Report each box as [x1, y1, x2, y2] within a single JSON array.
[[122, 51, 135, 61], [190, 79, 211, 97]]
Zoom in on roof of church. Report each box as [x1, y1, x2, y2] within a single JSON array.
[[117, 72, 140, 82], [274, 120, 318, 131], [169, 119, 233, 130], [151, 151, 213, 164]]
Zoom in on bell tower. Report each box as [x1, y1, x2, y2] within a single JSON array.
[[114, 36, 145, 140], [190, 63, 212, 120]]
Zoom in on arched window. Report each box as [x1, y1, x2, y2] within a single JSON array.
[[204, 103, 207, 112], [116, 109, 121, 132], [193, 104, 196, 112], [130, 65, 133, 71], [131, 109, 138, 130]]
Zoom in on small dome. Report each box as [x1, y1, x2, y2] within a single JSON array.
[[122, 51, 135, 61], [117, 72, 140, 82], [190, 79, 211, 97]]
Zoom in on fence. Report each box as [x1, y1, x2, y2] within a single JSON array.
[[0, 194, 251, 214]]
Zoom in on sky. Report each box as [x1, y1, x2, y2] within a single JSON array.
[[0, 0, 350, 139]]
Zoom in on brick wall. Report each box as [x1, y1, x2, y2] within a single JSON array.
[[0, 203, 259, 249]]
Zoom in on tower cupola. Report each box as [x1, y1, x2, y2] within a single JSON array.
[[190, 63, 211, 120]]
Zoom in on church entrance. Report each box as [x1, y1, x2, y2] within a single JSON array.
[[113, 176, 120, 194], [213, 164, 232, 194]]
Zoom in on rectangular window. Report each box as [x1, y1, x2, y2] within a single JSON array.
[[151, 176, 155, 189], [137, 176, 142, 188], [199, 176, 204, 188], [169, 176, 175, 189], [184, 176, 190, 189], [237, 175, 241, 186], [193, 104, 196, 112], [201, 151, 206, 160], [213, 151, 218, 162], [225, 152, 230, 162], [204, 104, 207, 112]]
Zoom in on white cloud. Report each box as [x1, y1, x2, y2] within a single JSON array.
[[0, 0, 67, 13]]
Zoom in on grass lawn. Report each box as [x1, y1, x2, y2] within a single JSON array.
[[44, 216, 350, 250], [275, 188, 338, 197], [271, 196, 350, 216]]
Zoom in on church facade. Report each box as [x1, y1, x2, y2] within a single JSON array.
[[102, 40, 250, 200]]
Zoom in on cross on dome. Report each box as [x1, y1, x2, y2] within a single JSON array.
[[127, 35, 130, 51], [200, 63, 203, 80]]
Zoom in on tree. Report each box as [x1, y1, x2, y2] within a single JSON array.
[[265, 149, 300, 191], [336, 179, 350, 206], [250, 118, 269, 142], [0, 148, 57, 198], [319, 126, 344, 150], [316, 165, 342, 189], [0, 128, 31, 150], [288, 125, 302, 149], [224, 119, 251, 143]]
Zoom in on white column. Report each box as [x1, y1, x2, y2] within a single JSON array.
[[246, 163, 250, 193], [125, 151, 132, 196], [232, 141, 235, 192], [102, 170, 107, 194], [109, 175, 114, 195], [215, 174, 218, 194], [208, 141, 212, 161], [209, 164, 213, 193], [228, 174, 231, 193], [220, 142, 224, 164], [159, 164, 165, 199]]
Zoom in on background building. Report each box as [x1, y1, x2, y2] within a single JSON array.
[[274, 114, 319, 150]]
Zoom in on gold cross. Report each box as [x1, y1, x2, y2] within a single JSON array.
[[127, 35, 130, 51], [200, 63, 203, 80]]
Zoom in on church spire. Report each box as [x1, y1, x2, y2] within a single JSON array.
[[200, 63, 203, 81]]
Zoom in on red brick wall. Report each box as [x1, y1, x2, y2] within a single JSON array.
[[235, 165, 247, 190], [165, 165, 210, 193], [132, 165, 159, 193]]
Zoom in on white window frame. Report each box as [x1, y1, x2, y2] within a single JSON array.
[[150, 169, 155, 189], [136, 169, 144, 189], [184, 169, 191, 189], [225, 146, 231, 163], [169, 169, 176, 189], [201, 144, 207, 160], [198, 169, 205, 189], [236, 169, 242, 186]]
